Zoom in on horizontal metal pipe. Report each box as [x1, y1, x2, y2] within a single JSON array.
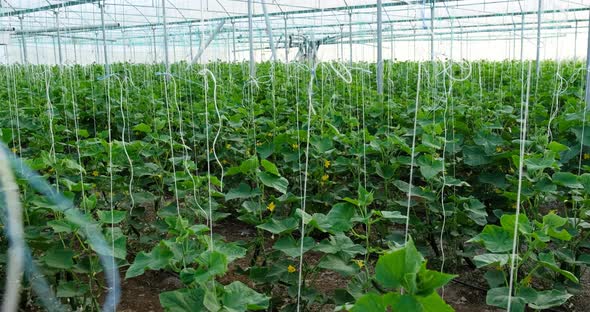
[[16, 23, 120, 36], [0, 0, 101, 17]]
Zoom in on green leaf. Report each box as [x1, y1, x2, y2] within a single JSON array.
[[473, 254, 511, 268], [56, 281, 89, 298], [225, 183, 261, 201], [350, 293, 387, 312], [468, 225, 513, 253], [538, 252, 579, 283], [527, 288, 572, 309], [97, 210, 126, 224], [464, 198, 488, 226], [552, 172, 582, 188], [318, 254, 359, 276], [391, 294, 423, 312], [310, 203, 355, 233], [126, 242, 173, 278], [47, 220, 78, 234], [314, 232, 366, 257], [273, 236, 315, 258], [417, 292, 454, 312], [416, 264, 456, 295], [42, 247, 74, 269], [160, 288, 205, 312], [375, 239, 423, 291], [542, 212, 567, 228], [500, 214, 532, 235], [260, 159, 280, 176], [486, 287, 526, 312], [193, 251, 228, 283], [133, 123, 152, 133], [256, 171, 288, 194], [417, 155, 444, 180], [548, 141, 569, 153], [257, 217, 298, 234], [222, 281, 270, 311]]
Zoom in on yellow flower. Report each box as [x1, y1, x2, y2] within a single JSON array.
[[287, 265, 297, 273], [267, 132, 273, 137], [222, 159, 228, 165], [256, 142, 263, 146], [292, 143, 299, 149], [353, 259, 365, 269], [226, 143, 232, 149], [496, 146, 503, 153], [92, 170, 99, 177], [584, 153, 590, 160], [321, 174, 329, 182], [324, 160, 331, 168], [267, 202, 276, 212], [10, 147, 17, 153]]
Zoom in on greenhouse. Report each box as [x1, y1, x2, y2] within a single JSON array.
[[1, 0, 590, 311]]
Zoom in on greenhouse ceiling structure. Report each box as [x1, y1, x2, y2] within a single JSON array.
[[0, 0, 589, 65]]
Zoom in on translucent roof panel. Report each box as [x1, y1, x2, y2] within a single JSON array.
[[0, 0, 589, 64]]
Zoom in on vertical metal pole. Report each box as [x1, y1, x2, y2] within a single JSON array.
[[162, 0, 170, 73], [535, 0, 542, 79], [232, 20, 237, 62], [55, 11, 63, 67], [189, 25, 194, 61], [584, 10, 590, 106], [34, 38, 40, 65], [376, 0, 383, 95], [430, 1, 435, 63], [99, 1, 110, 75], [94, 31, 99, 64], [18, 16, 27, 64], [248, 0, 255, 77], [122, 30, 127, 62], [349, 11, 352, 66], [152, 27, 157, 64], [284, 16, 288, 62]]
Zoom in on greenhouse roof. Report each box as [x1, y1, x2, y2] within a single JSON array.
[[0, 0, 589, 63]]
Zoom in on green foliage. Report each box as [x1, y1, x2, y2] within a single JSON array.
[[350, 239, 456, 312]]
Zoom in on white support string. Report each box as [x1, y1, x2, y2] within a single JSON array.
[[404, 62, 422, 244], [507, 61, 533, 312], [296, 62, 319, 312]]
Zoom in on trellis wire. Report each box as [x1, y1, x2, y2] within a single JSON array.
[[506, 61, 533, 312]]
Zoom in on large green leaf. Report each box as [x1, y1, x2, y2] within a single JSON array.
[[256, 171, 288, 194], [126, 242, 173, 278], [486, 287, 526, 312], [260, 159, 280, 176], [310, 202, 355, 233], [416, 264, 456, 295], [159, 288, 205, 312], [222, 281, 270, 311], [272, 236, 315, 258], [225, 183, 261, 201], [375, 239, 423, 291], [257, 217, 298, 234], [468, 225, 513, 253], [193, 251, 228, 283], [42, 247, 74, 270], [350, 293, 387, 312], [318, 254, 359, 276]]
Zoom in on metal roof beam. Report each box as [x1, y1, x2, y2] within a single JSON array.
[[0, 0, 101, 17]]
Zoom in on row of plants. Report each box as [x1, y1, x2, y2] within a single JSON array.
[[0, 60, 589, 311]]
